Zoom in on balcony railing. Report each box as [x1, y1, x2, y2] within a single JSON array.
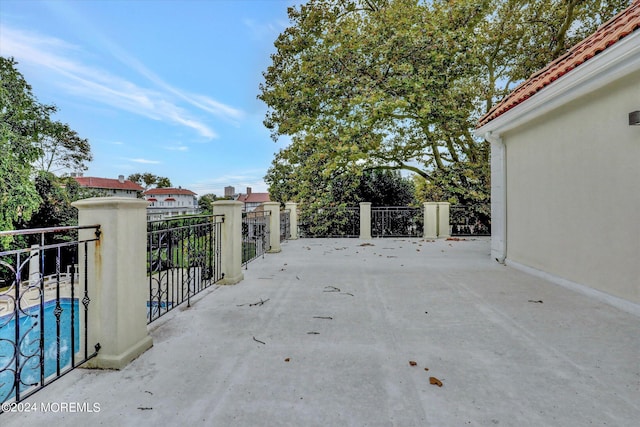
[[298, 207, 360, 238], [450, 205, 491, 236], [242, 211, 270, 267], [147, 215, 224, 323], [372, 207, 423, 237], [280, 209, 291, 242], [0, 225, 101, 408]]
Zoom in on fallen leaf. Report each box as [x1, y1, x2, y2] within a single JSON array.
[[429, 377, 443, 387]]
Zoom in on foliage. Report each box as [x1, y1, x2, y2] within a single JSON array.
[[197, 193, 220, 214], [475, 0, 631, 112], [357, 170, 415, 207], [1, 57, 93, 243], [35, 120, 92, 173], [260, 0, 488, 200], [128, 172, 172, 190], [0, 57, 43, 238], [26, 172, 78, 229], [260, 0, 630, 214]]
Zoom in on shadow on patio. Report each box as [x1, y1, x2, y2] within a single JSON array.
[[2, 237, 639, 426]]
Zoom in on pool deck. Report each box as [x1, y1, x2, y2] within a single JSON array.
[[2, 237, 639, 426]]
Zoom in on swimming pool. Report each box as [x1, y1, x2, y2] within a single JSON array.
[[0, 298, 79, 402]]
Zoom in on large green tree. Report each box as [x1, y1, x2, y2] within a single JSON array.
[[1, 57, 93, 241], [0, 57, 44, 235], [260, 0, 489, 206], [475, 0, 631, 112], [35, 119, 92, 173], [260, 0, 630, 209], [127, 172, 172, 190]]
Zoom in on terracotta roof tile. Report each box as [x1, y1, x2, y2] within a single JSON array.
[[143, 188, 197, 196], [477, 2, 640, 127], [74, 177, 144, 192], [237, 193, 271, 203]]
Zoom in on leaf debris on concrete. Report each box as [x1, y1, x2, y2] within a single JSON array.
[[237, 298, 270, 307], [429, 377, 443, 387]]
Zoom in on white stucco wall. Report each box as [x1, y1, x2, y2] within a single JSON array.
[[502, 69, 640, 303]]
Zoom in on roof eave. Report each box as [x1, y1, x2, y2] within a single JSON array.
[[475, 30, 640, 140]]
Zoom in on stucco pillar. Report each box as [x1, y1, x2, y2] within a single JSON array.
[[72, 197, 153, 370], [437, 202, 451, 238], [263, 202, 281, 253], [212, 200, 244, 285], [285, 202, 298, 240], [359, 202, 372, 239], [423, 202, 438, 239]]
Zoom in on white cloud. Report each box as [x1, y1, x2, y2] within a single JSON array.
[[0, 24, 238, 139], [188, 172, 269, 197], [164, 144, 188, 152], [126, 158, 161, 165]]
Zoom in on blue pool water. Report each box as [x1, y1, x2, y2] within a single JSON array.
[[0, 298, 79, 402]]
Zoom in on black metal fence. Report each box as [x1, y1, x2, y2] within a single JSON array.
[[298, 207, 360, 238], [242, 211, 270, 267], [147, 215, 224, 323], [280, 210, 291, 242], [0, 225, 101, 408], [372, 207, 423, 237], [450, 205, 491, 236]]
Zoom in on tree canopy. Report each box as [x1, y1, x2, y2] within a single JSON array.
[[260, 0, 630, 208], [35, 120, 92, 173], [1, 56, 92, 238], [127, 172, 172, 190], [1, 57, 44, 234]]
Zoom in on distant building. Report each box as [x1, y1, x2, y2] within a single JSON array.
[[72, 174, 143, 198], [224, 186, 236, 198], [236, 187, 270, 212], [144, 187, 198, 220]]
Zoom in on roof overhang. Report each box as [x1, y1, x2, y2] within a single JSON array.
[[475, 30, 640, 141]]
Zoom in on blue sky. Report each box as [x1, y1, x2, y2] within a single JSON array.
[[0, 0, 298, 196]]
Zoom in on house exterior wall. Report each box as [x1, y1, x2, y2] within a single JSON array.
[[502, 69, 640, 303], [106, 189, 139, 198], [145, 192, 198, 220]]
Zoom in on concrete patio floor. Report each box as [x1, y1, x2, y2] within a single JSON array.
[[2, 237, 639, 426]]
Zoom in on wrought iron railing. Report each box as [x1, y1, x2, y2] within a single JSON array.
[[0, 225, 101, 408], [280, 209, 291, 242], [147, 215, 224, 323], [298, 207, 360, 238], [450, 204, 491, 236], [372, 207, 423, 237], [242, 211, 270, 267]]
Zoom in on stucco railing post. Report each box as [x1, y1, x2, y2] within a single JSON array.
[[424, 202, 438, 239], [72, 197, 153, 370], [285, 202, 298, 240], [263, 202, 281, 253], [212, 200, 244, 285], [437, 202, 451, 238], [359, 202, 372, 239]]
